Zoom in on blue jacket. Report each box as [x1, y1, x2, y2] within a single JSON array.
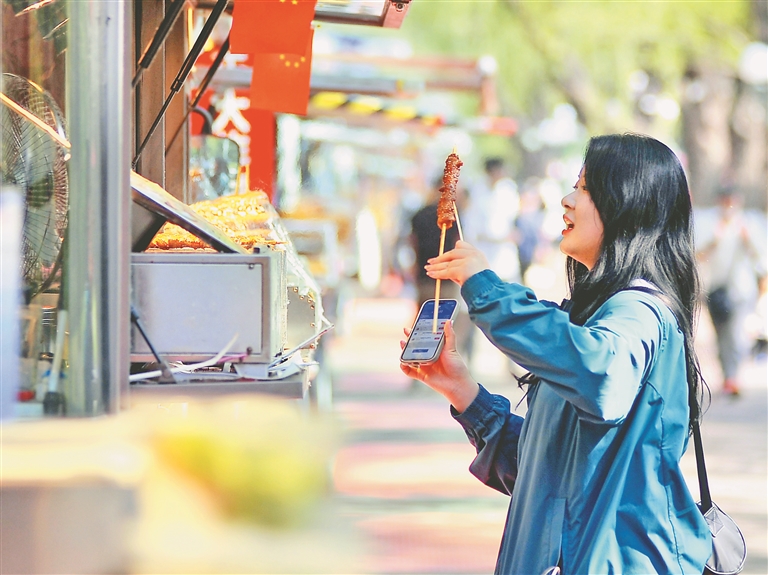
[[453, 270, 711, 575]]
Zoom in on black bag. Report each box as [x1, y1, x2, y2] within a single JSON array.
[[707, 286, 733, 324], [693, 422, 747, 575]]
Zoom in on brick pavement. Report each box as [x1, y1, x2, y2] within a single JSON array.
[[326, 297, 508, 574]]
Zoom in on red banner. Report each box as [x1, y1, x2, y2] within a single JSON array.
[[231, 0, 317, 56], [249, 29, 314, 116], [243, 108, 276, 198]]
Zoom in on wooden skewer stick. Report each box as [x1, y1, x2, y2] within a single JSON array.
[[453, 202, 464, 241], [433, 223, 447, 333]]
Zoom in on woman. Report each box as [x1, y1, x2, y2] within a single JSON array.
[[401, 134, 712, 574]]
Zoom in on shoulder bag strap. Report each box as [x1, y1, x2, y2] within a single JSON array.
[[692, 421, 713, 512]]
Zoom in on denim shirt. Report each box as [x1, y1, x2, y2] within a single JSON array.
[[453, 270, 711, 575]]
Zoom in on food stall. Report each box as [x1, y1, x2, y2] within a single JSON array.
[[2, 1, 417, 573], [129, 172, 330, 400], [125, 0, 423, 402], [2, 0, 417, 415]]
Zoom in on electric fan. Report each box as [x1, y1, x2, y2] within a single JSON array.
[[0, 73, 69, 302]]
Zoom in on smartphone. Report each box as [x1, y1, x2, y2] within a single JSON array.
[[400, 298, 459, 365]]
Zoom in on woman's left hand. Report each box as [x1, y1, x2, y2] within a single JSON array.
[[400, 320, 478, 413]]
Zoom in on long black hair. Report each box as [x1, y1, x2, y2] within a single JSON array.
[[522, 133, 708, 430]]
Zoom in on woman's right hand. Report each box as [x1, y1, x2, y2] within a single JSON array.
[[400, 320, 479, 413], [425, 240, 490, 286]]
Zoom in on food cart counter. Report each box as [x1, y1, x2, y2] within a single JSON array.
[[129, 172, 329, 400]]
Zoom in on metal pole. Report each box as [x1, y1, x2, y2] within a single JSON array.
[[165, 34, 230, 153], [67, 0, 131, 414]]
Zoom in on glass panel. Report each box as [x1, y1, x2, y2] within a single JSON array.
[[2, 0, 71, 418], [189, 135, 241, 202], [2, 0, 128, 418], [316, 0, 388, 17], [194, 0, 402, 27]]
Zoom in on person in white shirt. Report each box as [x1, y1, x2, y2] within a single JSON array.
[[463, 157, 521, 283], [695, 187, 767, 395]]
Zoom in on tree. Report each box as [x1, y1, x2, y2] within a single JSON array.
[[401, 0, 765, 208]]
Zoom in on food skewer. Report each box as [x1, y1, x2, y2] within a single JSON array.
[[433, 225, 447, 333], [452, 202, 464, 241], [434, 151, 464, 332]]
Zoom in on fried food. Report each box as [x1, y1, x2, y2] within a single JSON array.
[[437, 152, 463, 229], [148, 191, 285, 251]]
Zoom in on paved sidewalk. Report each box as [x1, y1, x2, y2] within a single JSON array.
[[325, 295, 767, 574], [693, 306, 768, 575]]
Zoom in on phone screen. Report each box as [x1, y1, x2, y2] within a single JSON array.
[[401, 299, 458, 363]]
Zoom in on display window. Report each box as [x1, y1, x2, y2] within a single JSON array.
[[2, 0, 70, 418], [2, 0, 129, 418]]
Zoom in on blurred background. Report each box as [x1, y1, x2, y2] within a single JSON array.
[[2, 0, 766, 573]]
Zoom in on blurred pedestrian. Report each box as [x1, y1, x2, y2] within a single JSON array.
[[463, 157, 521, 283], [514, 179, 546, 282], [749, 275, 767, 359], [402, 134, 711, 574], [695, 186, 766, 395]]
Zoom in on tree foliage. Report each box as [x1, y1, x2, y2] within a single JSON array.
[[402, 0, 754, 134]]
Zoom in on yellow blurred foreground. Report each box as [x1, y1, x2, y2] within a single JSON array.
[[0, 394, 358, 574]]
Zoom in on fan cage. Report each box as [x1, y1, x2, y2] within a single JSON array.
[[1, 73, 69, 299]]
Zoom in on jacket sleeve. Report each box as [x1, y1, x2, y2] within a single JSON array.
[[451, 384, 524, 496], [461, 270, 665, 425]]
